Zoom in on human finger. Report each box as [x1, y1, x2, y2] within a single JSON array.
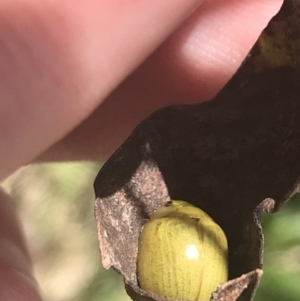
[[38, 0, 282, 163], [0, 0, 203, 180]]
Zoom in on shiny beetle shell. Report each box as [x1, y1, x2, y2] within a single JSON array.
[[137, 200, 228, 301]]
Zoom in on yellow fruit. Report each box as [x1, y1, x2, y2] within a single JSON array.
[[137, 200, 228, 301]]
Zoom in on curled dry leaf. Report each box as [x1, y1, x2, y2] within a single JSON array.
[[94, 1, 300, 300]]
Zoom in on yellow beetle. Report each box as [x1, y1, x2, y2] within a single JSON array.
[[137, 200, 228, 301]]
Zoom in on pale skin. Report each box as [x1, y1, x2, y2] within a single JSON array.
[[0, 0, 282, 300]]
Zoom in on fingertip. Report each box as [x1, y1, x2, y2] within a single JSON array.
[[148, 0, 283, 100]]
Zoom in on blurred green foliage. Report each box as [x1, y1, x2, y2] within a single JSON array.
[[2, 162, 131, 301], [2, 162, 300, 301], [255, 194, 300, 301]]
